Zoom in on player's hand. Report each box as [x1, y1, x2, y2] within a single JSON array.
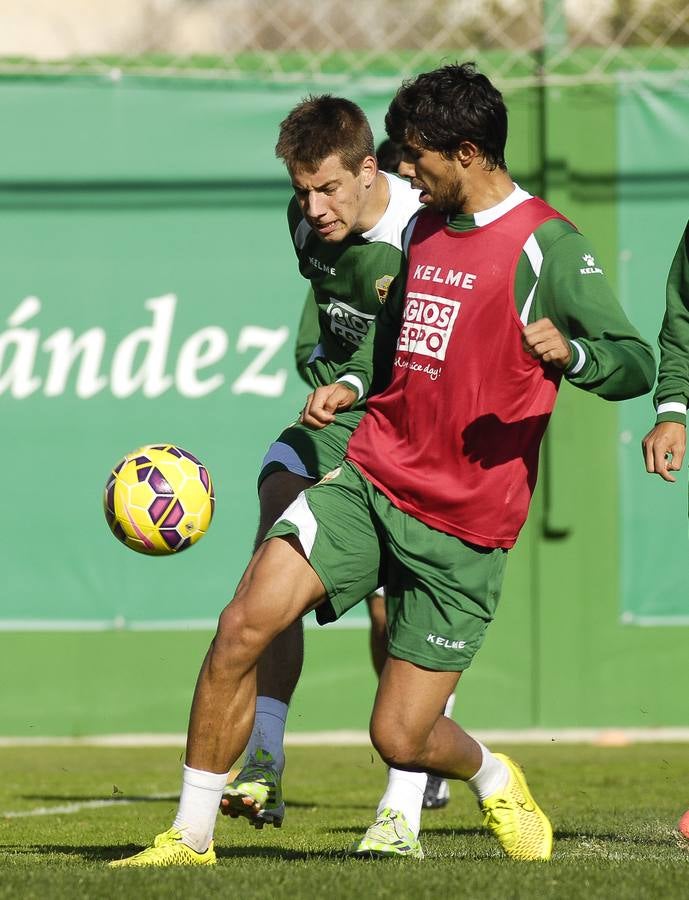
[[521, 317, 572, 370], [642, 421, 686, 482], [300, 383, 358, 429]]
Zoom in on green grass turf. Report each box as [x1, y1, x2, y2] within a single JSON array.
[[1, 744, 688, 899]]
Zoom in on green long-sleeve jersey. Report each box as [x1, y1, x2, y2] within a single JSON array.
[[653, 221, 689, 425], [337, 186, 655, 402]]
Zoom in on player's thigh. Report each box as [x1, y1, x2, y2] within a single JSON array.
[[257, 411, 364, 489], [366, 590, 387, 632], [256, 470, 313, 545], [267, 461, 384, 625], [378, 502, 508, 672], [220, 535, 326, 653]]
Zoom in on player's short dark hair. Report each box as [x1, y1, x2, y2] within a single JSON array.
[[385, 62, 508, 170], [275, 94, 375, 175]]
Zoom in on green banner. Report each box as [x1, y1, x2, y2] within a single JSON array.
[[0, 79, 312, 627]]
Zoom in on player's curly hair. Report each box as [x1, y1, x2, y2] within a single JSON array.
[[385, 63, 508, 171], [276, 94, 375, 175]]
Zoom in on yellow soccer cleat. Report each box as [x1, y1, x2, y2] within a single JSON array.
[[480, 753, 553, 861], [109, 827, 216, 868]]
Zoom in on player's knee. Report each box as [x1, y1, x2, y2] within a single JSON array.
[[370, 720, 424, 769], [212, 602, 265, 669]]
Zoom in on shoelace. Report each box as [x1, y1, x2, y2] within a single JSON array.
[[154, 828, 182, 847], [368, 811, 408, 842], [482, 799, 517, 834]]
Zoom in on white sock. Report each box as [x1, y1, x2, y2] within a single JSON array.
[[444, 693, 456, 719], [465, 742, 509, 802], [244, 696, 288, 772], [172, 764, 229, 853], [376, 768, 427, 838]]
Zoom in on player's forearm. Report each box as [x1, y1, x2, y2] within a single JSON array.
[[653, 242, 689, 424], [653, 339, 689, 424], [652, 224, 689, 423], [540, 295, 657, 400], [532, 234, 655, 401], [564, 336, 655, 400]]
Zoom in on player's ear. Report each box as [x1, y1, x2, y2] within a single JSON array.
[[457, 141, 480, 167], [360, 154, 377, 187]]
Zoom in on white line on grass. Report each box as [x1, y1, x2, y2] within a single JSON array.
[[2, 727, 689, 748], [2, 793, 178, 819]]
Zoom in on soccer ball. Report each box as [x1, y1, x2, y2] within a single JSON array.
[[104, 444, 215, 555]]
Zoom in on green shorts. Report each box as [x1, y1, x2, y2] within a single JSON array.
[[267, 461, 508, 672], [257, 410, 364, 490]]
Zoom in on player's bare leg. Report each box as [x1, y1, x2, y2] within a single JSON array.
[[364, 592, 427, 835], [253, 471, 313, 702], [366, 591, 453, 814], [186, 537, 324, 772], [220, 470, 312, 826], [370, 660, 473, 777], [110, 535, 326, 867], [366, 591, 388, 678], [356, 657, 552, 861]]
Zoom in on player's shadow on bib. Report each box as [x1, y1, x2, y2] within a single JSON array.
[[462, 412, 551, 492]]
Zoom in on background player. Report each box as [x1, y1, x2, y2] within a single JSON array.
[[642, 219, 689, 480]]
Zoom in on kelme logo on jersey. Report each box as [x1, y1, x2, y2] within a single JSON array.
[[396, 292, 461, 362], [309, 256, 336, 276], [375, 275, 394, 303], [580, 253, 603, 275], [326, 300, 375, 348]]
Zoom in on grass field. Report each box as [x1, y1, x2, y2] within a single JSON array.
[[1, 743, 688, 899]]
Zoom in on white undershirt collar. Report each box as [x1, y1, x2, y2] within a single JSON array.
[[472, 183, 532, 227]]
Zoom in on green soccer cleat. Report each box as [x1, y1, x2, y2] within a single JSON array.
[[108, 827, 216, 868], [480, 753, 553, 861], [348, 808, 424, 859], [221, 748, 285, 829]]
